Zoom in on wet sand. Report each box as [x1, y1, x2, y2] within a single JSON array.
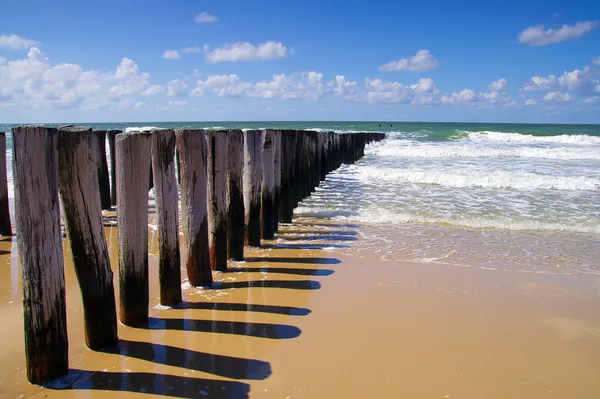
[[1, 220, 600, 398]]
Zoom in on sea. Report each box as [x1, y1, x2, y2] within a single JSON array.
[[1, 121, 599, 275]]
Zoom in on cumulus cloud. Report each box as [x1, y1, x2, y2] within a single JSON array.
[[525, 99, 537, 106], [543, 91, 574, 102], [0, 34, 40, 50], [593, 57, 600, 67], [0, 47, 160, 109], [194, 12, 218, 23], [488, 78, 507, 91], [441, 87, 515, 108], [191, 72, 326, 100], [379, 50, 438, 72], [162, 50, 180, 60], [205, 41, 288, 63], [167, 79, 189, 96], [518, 21, 597, 46]]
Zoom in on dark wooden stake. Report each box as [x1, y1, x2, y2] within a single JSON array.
[[151, 129, 182, 306], [12, 126, 68, 384], [226, 129, 245, 261], [261, 130, 275, 239], [243, 130, 263, 247], [92, 130, 111, 210], [57, 125, 117, 350], [273, 130, 281, 232], [175, 129, 213, 287], [0, 132, 11, 235], [207, 130, 228, 271], [116, 131, 152, 326]]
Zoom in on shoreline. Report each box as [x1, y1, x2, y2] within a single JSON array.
[[1, 220, 600, 398]]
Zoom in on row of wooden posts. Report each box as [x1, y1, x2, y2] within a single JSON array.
[[8, 126, 384, 384]]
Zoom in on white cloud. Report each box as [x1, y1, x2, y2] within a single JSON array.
[[525, 99, 537, 106], [379, 50, 438, 72], [162, 50, 180, 60], [441, 87, 515, 108], [583, 96, 600, 104], [488, 78, 507, 91], [205, 41, 288, 63], [0, 47, 159, 109], [543, 91, 574, 102], [593, 57, 600, 67], [523, 75, 558, 92], [142, 84, 164, 96], [0, 34, 40, 50], [167, 79, 188, 96], [133, 101, 146, 109], [194, 12, 218, 23], [518, 21, 597, 46]]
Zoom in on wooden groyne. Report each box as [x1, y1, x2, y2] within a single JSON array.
[[8, 126, 384, 384]]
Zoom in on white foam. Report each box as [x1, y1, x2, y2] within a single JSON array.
[[355, 166, 600, 191], [334, 209, 600, 234], [367, 142, 600, 161], [464, 130, 600, 146], [124, 126, 159, 132]]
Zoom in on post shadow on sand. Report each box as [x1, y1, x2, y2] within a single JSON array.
[[214, 279, 321, 290], [99, 339, 271, 380], [268, 243, 350, 249], [176, 301, 311, 316], [243, 256, 341, 264], [45, 369, 250, 399], [276, 235, 357, 242], [141, 317, 302, 339], [224, 267, 334, 277]]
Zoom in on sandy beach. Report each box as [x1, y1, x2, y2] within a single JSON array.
[[1, 216, 599, 399]]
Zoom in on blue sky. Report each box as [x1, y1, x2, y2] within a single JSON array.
[[0, 0, 599, 123]]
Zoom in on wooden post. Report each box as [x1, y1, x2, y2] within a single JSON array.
[[116, 132, 152, 326], [0, 133, 11, 235], [92, 130, 111, 210], [227, 129, 245, 261], [243, 130, 263, 247], [261, 130, 275, 240], [57, 125, 118, 350], [207, 130, 228, 271], [12, 126, 68, 384], [293, 131, 303, 208], [175, 129, 213, 287], [273, 130, 281, 232], [107, 130, 121, 207], [151, 129, 182, 306], [279, 131, 294, 223]]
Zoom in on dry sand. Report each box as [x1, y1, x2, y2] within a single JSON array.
[[1, 219, 600, 398]]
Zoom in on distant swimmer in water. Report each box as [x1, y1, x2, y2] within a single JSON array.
[[390, 124, 393, 127], [379, 124, 381, 127]]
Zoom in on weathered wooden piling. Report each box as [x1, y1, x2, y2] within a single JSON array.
[[261, 130, 275, 239], [207, 130, 228, 271], [151, 129, 182, 306], [12, 126, 68, 384], [226, 129, 245, 261], [0, 133, 11, 235], [279, 131, 293, 223], [273, 130, 282, 232], [57, 125, 117, 350], [116, 131, 152, 326], [92, 130, 111, 210], [107, 130, 121, 207], [243, 130, 263, 247], [176, 129, 213, 286]]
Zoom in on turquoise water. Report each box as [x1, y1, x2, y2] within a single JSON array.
[[2, 121, 599, 274]]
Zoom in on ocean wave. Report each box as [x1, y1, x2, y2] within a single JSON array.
[[366, 142, 600, 160], [324, 210, 600, 234], [462, 130, 600, 146], [124, 126, 159, 132], [354, 166, 600, 191]]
